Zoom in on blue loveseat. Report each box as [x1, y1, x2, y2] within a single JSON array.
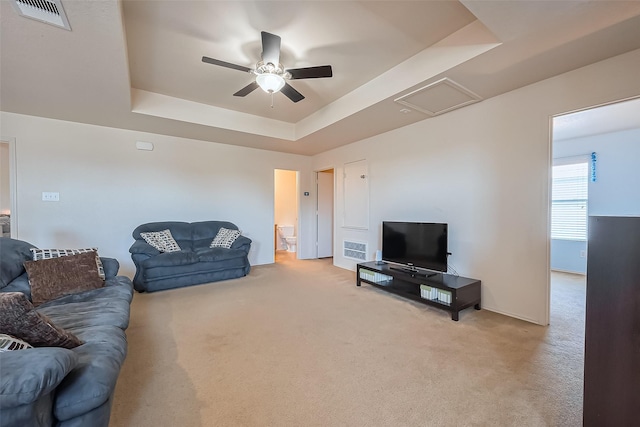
[[0, 237, 133, 427], [130, 221, 252, 293]]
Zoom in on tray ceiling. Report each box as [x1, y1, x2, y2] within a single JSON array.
[[2, 1, 640, 155]]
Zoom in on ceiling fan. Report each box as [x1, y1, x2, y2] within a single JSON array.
[[202, 31, 333, 103]]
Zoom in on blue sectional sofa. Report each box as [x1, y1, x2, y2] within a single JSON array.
[[0, 237, 133, 427], [130, 221, 252, 292]]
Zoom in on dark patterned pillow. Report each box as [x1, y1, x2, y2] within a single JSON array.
[[0, 333, 33, 352], [0, 292, 82, 348], [210, 227, 241, 249], [31, 247, 106, 279], [24, 251, 105, 306], [140, 229, 181, 252]]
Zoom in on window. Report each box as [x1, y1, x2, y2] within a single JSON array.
[[551, 160, 588, 240]]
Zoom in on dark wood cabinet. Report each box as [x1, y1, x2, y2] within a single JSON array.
[[583, 216, 640, 426], [356, 261, 481, 321]]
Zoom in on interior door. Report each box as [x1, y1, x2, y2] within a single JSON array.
[[317, 170, 334, 258]]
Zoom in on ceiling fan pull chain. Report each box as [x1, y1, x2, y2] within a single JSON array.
[[271, 92, 274, 108]]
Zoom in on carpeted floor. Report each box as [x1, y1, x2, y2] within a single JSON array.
[[110, 253, 585, 426]]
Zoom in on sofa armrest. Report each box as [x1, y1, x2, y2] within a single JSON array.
[[129, 240, 160, 256], [231, 235, 252, 253], [0, 348, 78, 408], [99, 257, 120, 279]]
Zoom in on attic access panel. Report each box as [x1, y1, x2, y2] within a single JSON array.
[[394, 78, 482, 116]]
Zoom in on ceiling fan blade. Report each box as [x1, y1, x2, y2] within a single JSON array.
[[287, 65, 333, 80], [261, 31, 281, 66], [233, 82, 259, 97], [202, 56, 252, 73], [281, 83, 305, 103]]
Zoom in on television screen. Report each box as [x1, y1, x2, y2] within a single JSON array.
[[382, 222, 448, 272]]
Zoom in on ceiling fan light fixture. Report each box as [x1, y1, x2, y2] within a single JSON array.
[[202, 31, 331, 103], [256, 73, 285, 93]]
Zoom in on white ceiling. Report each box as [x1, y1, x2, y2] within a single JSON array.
[[553, 97, 640, 141], [2, 0, 640, 155]]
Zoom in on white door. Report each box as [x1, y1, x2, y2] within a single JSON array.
[[317, 170, 334, 258]]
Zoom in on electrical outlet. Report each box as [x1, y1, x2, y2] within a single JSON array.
[[42, 192, 60, 202], [580, 250, 586, 258]]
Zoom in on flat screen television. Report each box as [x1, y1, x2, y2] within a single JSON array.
[[382, 221, 448, 274]]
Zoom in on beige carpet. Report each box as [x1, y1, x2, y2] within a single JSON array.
[[110, 254, 585, 427]]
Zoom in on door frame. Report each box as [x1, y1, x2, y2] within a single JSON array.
[[547, 95, 640, 326], [315, 167, 335, 259], [273, 168, 300, 260], [0, 137, 18, 238]]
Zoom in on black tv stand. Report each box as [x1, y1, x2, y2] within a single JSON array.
[[389, 266, 438, 278], [357, 261, 481, 321]]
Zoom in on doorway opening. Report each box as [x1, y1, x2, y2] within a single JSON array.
[[0, 138, 16, 238], [316, 169, 334, 259], [549, 96, 640, 327], [274, 169, 299, 263]]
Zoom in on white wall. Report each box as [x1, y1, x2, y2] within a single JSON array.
[[2, 48, 639, 325], [1, 112, 314, 277], [554, 128, 640, 216], [551, 127, 640, 273], [312, 48, 640, 325], [274, 169, 297, 250]]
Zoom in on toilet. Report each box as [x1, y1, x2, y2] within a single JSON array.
[[277, 225, 297, 253]]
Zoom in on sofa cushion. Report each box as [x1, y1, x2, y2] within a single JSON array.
[[0, 238, 36, 289], [195, 247, 248, 263], [31, 248, 106, 279], [0, 292, 83, 348], [100, 257, 120, 279], [25, 252, 105, 307], [38, 277, 134, 307], [140, 229, 181, 253], [0, 347, 78, 408], [144, 251, 248, 281], [54, 325, 127, 421], [191, 220, 238, 249], [141, 250, 199, 268], [58, 398, 114, 427], [210, 227, 241, 249], [38, 284, 133, 331], [0, 273, 32, 300], [0, 334, 33, 352]]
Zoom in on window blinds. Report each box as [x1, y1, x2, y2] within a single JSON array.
[[551, 161, 588, 240]]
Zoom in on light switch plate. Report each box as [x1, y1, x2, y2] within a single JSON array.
[[42, 192, 60, 201]]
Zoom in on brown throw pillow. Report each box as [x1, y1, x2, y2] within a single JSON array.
[[0, 292, 83, 348], [24, 251, 104, 306]]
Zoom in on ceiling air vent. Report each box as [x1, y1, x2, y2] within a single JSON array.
[[394, 78, 482, 116], [10, 0, 71, 31]]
